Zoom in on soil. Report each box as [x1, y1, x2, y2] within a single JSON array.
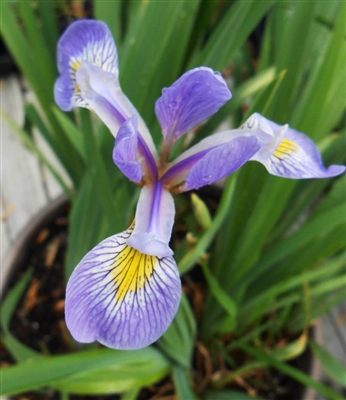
[[1, 197, 310, 400]]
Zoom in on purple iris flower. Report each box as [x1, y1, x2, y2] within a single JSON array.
[[54, 20, 345, 350]]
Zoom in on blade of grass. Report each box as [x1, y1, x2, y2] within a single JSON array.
[[1, 347, 170, 396], [1, 269, 40, 362], [189, 0, 276, 70], [37, 0, 60, 59], [310, 340, 346, 387], [120, 0, 200, 132], [172, 366, 197, 400], [94, 0, 123, 46], [200, 260, 237, 333]]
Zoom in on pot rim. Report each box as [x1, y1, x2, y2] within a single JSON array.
[[1, 194, 69, 297]]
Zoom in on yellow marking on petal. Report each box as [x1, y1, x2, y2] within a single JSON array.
[[273, 139, 298, 159], [71, 60, 82, 71], [111, 242, 157, 302]]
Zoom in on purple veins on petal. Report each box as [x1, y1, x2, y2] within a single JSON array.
[[55, 19, 118, 111], [155, 67, 232, 144], [65, 225, 181, 350], [54, 19, 158, 160], [184, 136, 261, 190]]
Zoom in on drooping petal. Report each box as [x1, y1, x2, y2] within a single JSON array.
[[65, 225, 181, 350], [127, 182, 175, 257], [243, 113, 346, 179], [54, 19, 118, 111], [112, 116, 158, 183], [155, 67, 232, 145], [112, 116, 143, 183], [161, 130, 262, 191], [54, 20, 157, 160]]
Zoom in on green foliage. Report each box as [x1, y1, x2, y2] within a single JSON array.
[[310, 340, 346, 387], [2, 347, 169, 396], [1, 0, 345, 398]]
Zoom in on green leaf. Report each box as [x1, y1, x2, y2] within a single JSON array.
[[1, 1, 54, 108], [1, 269, 40, 362], [1, 347, 170, 396], [53, 354, 169, 395], [200, 260, 237, 333], [121, 388, 140, 400], [310, 340, 346, 387], [292, 3, 345, 139], [269, 1, 317, 122], [238, 343, 344, 400], [241, 254, 345, 317], [204, 390, 265, 400], [65, 173, 110, 280], [53, 107, 87, 162], [190, 0, 276, 71], [37, 0, 60, 59], [120, 0, 200, 132], [172, 366, 197, 400], [253, 203, 346, 279], [18, 0, 56, 85], [178, 174, 237, 275], [94, 0, 123, 45], [158, 294, 196, 368]]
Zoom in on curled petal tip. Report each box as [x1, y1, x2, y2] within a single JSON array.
[[55, 19, 118, 111], [65, 226, 181, 350], [113, 116, 143, 183], [244, 113, 345, 179], [127, 233, 174, 258]]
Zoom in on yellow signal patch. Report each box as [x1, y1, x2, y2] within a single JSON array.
[[273, 139, 298, 159], [70, 60, 82, 71], [111, 243, 157, 302]]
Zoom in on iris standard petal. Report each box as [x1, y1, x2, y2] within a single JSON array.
[[245, 114, 346, 179], [65, 225, 181, 350], [54, 19, 118, 111], [112, 116, 143, 183], [127, 182, 175, 257], [155, 67, 232, 144]]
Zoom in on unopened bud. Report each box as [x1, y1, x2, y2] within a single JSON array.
[[191, 193, 212, 230]]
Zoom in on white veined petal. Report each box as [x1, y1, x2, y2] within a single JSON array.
[[65, 225, 181, 350]]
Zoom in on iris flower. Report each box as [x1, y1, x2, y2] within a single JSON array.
[[55, 20, 345, 350]]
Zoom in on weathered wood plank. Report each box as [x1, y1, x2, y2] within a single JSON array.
[[1, 75, 48, 258]]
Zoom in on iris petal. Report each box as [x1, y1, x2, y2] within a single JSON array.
[[161, 130, 262, 191], [54, 20, 157, 159], [54, 20, 118, 111], [65, 225, 181, 350], [244, 114, 346, 179], [184, 136, 261, 190], [155, 67, 232, 145], [113, 116, 143, 183], [127, 182, 175, 257]]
